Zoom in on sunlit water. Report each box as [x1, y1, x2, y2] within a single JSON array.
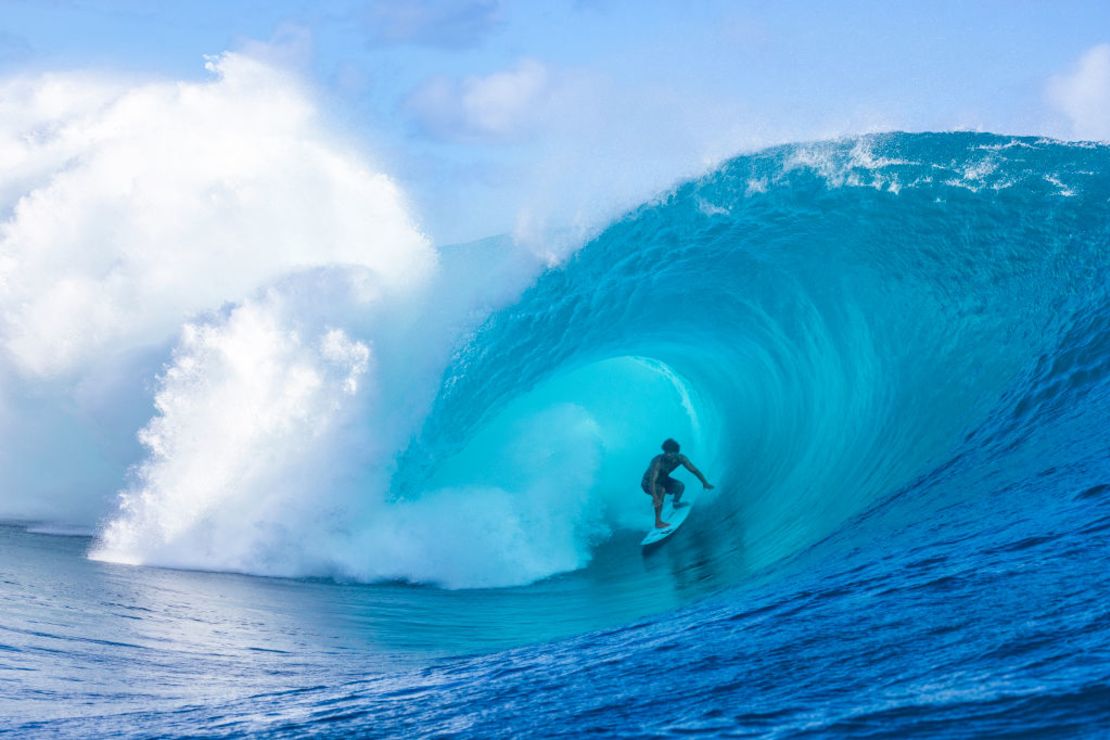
[[4, 132, 1110, 736]]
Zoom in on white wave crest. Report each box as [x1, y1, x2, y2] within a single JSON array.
[[0, 54, 433, 526]]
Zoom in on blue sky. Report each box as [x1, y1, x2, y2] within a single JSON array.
[[2, 1, 1109, 243]]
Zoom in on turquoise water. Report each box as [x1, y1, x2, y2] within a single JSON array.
[[4, 131, 1110, 736]]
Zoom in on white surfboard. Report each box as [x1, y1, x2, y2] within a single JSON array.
[[641, 489, 697, 547]]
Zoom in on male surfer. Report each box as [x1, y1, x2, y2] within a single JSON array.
[[641, 439, 714, 529]]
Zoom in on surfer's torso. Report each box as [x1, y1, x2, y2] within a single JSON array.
[[641, 453, 685, 489]]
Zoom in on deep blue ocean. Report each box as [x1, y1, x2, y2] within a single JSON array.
[[3, 132, 1110, 737]]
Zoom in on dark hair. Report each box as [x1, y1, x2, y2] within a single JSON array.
[[661, 438, 680, 453]]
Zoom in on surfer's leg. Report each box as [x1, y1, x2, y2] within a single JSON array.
[[652, 491, 670, 528], [670, 479, 686, 506], [648, 488, 666, 530], [644, 481, 669, 527]]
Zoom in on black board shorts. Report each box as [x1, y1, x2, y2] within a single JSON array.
[[642, 475, 682, 495]]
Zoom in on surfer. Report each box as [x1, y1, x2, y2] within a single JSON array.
[[641, 439, 714, 529]]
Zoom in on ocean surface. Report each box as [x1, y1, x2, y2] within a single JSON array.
[[3, 132, 1110, 736]]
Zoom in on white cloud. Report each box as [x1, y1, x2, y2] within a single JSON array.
[[404, 58, 550, 140], [1047, 43, 1110, 141], [0, 52, 432, 377]]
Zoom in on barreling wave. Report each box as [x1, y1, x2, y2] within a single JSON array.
[[93, 132, 1109, 615]]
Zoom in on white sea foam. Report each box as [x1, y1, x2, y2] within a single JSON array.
[[91, 267, 611, 589], [0, 46, 594, 585], [782, 138, 914, 193], [0, 54, 438, 526], [1043, 174, 1076, 197], [745, 177, 769, 195], [974, 139, 1038, 151], [941, 157, 1006, 192], [696, 197, 730, 216]]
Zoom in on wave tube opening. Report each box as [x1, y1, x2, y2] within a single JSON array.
[[362, 132, 1110, 653]]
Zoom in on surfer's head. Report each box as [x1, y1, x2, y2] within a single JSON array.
[[661, 438, 680, 454]]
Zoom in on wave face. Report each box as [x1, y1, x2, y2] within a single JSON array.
[[397, 130, 1109, 585], [94, 133, 1109, 608], [9, 131, 1110, 736]]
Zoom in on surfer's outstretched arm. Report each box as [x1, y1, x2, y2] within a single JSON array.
[[680, 455, 715, 490]]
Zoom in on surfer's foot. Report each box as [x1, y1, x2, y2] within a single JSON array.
[[655, 520, 671, 529]]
